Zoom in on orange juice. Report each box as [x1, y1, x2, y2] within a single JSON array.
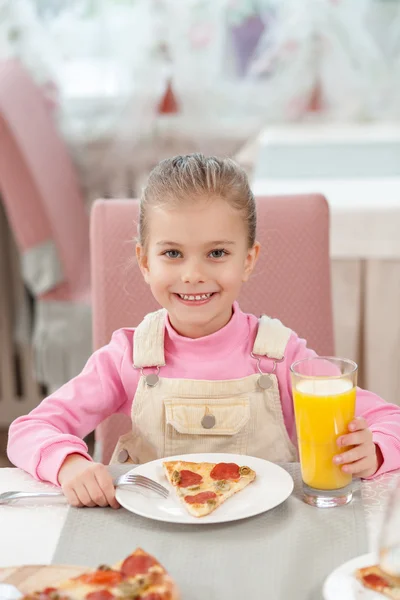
[[293, 378, 356, 490]]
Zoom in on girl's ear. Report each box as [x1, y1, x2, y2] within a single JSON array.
[[242, 241, 260, 282], [136, 243, 150, 284]]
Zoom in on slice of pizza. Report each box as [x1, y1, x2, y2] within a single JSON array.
[[20, 548, 179, 600], [355, 564, 400, 599], [163, 460, 256, 517]]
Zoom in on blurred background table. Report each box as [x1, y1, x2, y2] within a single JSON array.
[[253, 124, 400, 406]]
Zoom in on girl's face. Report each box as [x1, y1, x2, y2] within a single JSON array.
[[136, 197, 260, 338]]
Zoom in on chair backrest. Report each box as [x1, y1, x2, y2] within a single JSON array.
[[0, 59, 90, 300], [91, 195, 334, 463]]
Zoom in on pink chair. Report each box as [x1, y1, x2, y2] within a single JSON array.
[[91, 195, 334, 464], [0, 59, 91, 390]]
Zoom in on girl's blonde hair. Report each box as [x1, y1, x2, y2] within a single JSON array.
[[139, 153, 256, 248]]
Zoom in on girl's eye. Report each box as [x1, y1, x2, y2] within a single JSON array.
[[209, 249, 227, 259], [164, 250, 182, 259]]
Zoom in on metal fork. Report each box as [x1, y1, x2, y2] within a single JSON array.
[[0, 472, 169, 504]]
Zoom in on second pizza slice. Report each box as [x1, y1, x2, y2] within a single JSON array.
[[355, 564, 400, 599], [163, 460, 256, 517]]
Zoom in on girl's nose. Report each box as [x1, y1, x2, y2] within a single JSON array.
[[181, 260, 206, 285]]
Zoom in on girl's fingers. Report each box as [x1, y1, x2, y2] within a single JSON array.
[[348, 417, 368, 432], [74, 482, 97, 508], [60, 463, 120, 508], [85, 478, 109, 508], [337, 430, 370, 448], [63, 487, 83, 508], [334, 442, 373, 466], [337, 422, 372, 448], [341, 457, 374, 476], [94, 469, 120, 509]]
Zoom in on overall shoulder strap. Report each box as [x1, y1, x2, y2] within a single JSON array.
[[252, 315, 292, 359], [133, 309, 167, 368]]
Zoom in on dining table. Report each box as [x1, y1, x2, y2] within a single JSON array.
[[0, 463, 399, 599]]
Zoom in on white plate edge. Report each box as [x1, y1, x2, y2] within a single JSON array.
[[116, 453, 294, 525]]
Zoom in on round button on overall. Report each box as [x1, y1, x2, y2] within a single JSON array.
[[118, 449, 129, 463], [145, 373, 159, 387], [258, 374, 272, 390], [201, 414, 216, 429]]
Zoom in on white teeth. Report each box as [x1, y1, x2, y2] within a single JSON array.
[[178, 293, 213, 301]]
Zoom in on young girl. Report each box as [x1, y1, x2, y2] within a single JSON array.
[[7, 154, 400, 509]]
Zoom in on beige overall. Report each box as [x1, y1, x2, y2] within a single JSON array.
[[110, 309, 297, 465]]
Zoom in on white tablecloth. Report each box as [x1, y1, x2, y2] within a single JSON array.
[[252, 125, 400, 405], [253, 178, 400, 260], [0, 467, 399, 568]]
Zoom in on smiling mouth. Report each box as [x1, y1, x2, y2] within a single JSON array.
[[175, 293, 216, 302]]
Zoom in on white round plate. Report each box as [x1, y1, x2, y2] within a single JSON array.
[[323, 553, 383, 600], [116, 452, 293, 524]]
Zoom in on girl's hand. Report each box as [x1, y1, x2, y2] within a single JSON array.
[[58, 454, 120, 508], [334, 417, 383, 478]]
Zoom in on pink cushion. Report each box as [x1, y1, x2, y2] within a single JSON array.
[[91, 195, 334, 463], [0, 59, 90, 300]]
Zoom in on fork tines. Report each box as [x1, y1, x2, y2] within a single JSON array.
[[119, 474, 169, 498]]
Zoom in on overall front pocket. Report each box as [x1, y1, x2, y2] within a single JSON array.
[[163, 397, 250, 456]]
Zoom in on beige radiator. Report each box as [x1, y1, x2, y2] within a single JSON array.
[[0, 203, 41, 427]]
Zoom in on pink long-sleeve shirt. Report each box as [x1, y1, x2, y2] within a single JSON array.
[[7, 303, 400, 485]]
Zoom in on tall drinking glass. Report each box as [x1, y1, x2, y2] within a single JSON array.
[[379, 476, 400, 578], [290, 357, 357, 508]]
